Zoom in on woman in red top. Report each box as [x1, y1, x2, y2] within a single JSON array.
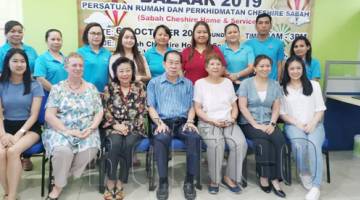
[[182, 21, 226, 84]]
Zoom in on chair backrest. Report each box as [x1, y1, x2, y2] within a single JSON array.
[[38, 91, 49, 125]]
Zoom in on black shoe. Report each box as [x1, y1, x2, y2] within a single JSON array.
[[259, 180, 271, 193], [183, 182, 196, 200], [156, 182, 169, 200], [260, 185, 271, 193], [45, 196, 58, 200], [271, 183, 286, 198]]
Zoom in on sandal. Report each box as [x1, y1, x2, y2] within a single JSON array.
[[114, 187, 124, 200], [103, 186, 114, 200]]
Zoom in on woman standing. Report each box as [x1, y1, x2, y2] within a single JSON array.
[[34, 29, 67, 91], [0, 20, 38, 74], [220, 23, 254, 85], [78, 22, 111, 92], [280, 56, 326, 200], [144, 25, 173, 77], [0, 48, 43, 200], [238, 55, 286, 198], [194, 54, 247, 194], [109, 27, 151, 82], [289, 36, 321, 81], [181, 21, 226, 84], [42, 53, 103, 200], [102, 57, 147, 200]]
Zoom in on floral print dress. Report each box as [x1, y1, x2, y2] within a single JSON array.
[[103, 81, 147, 137], [42, 80, 102, 157]]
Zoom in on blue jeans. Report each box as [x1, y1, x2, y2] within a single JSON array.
[[284, 124, 325, 187]]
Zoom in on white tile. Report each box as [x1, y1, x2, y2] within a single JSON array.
[[0, 151, 359, 199]]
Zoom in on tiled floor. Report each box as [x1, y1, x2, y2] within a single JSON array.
[[1, 151, 360, 200]]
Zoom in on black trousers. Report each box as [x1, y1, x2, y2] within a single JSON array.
[[105, 133, 141, 182], [241, 124, 287, 180], [153, 117, 201, 179]]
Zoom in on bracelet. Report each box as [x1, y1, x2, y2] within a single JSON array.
[[270, 121, 276, 127]]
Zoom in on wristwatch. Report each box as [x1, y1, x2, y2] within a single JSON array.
[[270, 122, 276, 127], [186, 119, 194, 124]]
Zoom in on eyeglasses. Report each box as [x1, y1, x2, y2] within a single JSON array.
[[89, 32, 102, 36]]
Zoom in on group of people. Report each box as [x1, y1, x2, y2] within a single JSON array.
[[0, 12, 325, 200]]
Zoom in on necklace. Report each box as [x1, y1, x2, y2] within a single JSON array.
[[120, 85, 131, 96], [68, 80, 83, 90]]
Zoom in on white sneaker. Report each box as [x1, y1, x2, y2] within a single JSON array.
[[299, 173, 313, 190], [305, 187, 320, 200]]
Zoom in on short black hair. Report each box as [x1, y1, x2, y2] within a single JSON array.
[[254, 54, 273, 67], [256, 13, 272, 23], [153, 24, 172, 39], [111, 56, 136, 84], [163, 50, 182, 63], [45, 29, 62, 41], [82, 22, 105, 47], [224, 23, 239, 34], [4, 20, 23, 35]]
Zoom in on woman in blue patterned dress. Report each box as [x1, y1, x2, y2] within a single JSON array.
[[42, 53, 103, 200]]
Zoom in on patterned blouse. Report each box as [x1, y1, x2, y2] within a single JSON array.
[[103, 81, 147, 137], [42, 80, 102, 157]]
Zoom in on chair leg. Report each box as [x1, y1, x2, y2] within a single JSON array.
[[149, 146, 156, 191], [48, 157, 54, 194], [146, 151, 150, 178], [286, 145, 292, 185], [242, 154, 248, 188], [325, 151, 331, 183], [38, 153, 45, 197], [195, 148, 202, 190], [41, 153, 46, 197], [98, 155, 106, 193]]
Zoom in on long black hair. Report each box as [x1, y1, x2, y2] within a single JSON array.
[[290, 36, 312, 66], [189, 21, 213, 61], [281, 56, 313, 96], [0, 48, 32, 95], [114, 27, 146, 75]]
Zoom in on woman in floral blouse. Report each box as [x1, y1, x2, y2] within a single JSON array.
[[102, 56, 147, 200], [42, 53, 103, 200]]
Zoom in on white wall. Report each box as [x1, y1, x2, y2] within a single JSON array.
[[0, 0, 23, 43]]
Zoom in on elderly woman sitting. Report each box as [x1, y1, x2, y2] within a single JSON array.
[[42, 53, 103, 200], [102, 57, 147, 200]]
